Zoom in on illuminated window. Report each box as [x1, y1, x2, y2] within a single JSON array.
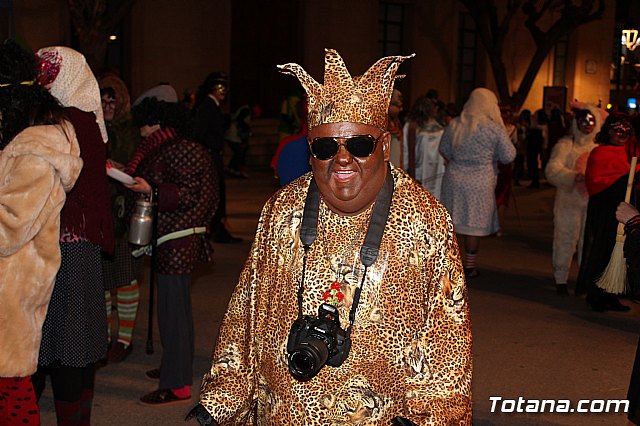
[[610, 0, 640, 99], [622, 29, 639, 51]]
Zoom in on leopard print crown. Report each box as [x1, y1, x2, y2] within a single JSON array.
[[278, 49, 414, 130]]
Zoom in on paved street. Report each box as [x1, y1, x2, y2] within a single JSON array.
[[39, 170, 640, 425]]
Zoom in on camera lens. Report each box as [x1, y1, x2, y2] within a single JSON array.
[[288, 337, 329, 381]]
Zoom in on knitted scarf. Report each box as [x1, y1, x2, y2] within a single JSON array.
[[125, 127, 177, 174]]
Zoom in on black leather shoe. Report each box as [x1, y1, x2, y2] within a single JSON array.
[[607, 298, 631, 312], [588, 293, 631, 312]]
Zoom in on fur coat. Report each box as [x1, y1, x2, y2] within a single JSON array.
[[0, 123, 82, 377]]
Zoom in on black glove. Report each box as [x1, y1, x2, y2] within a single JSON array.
[[392, 416, 419, 426], [184, 404, 219, 425]]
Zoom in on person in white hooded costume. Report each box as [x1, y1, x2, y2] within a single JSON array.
[[545, 104, 605, 295], [403, 95, 446, 200]]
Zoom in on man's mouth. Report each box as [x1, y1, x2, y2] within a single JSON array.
[[332, 170, 357, 181]]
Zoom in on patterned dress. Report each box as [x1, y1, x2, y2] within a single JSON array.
[[439, 121, 516, 236], [199, 165, 472, 425], [134, 128, 218, 390]]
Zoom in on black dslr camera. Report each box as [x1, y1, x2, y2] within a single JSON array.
[[286, 303, 352, 381]]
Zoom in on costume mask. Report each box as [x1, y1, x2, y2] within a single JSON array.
[[575, 109, 596, 134], [611, 121, 633, 138], [278, 49, 414, 130]]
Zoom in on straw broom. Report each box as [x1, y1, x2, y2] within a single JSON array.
[[596, 156, 638, 294]]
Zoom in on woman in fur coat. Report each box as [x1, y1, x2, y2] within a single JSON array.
[[0, 40, 82, 425]]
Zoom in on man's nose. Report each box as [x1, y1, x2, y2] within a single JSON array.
[[334, 143, 353, 164]]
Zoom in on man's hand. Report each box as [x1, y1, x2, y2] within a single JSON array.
[[616, 202, 639, 224]]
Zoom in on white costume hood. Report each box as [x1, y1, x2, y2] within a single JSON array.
[[571, 103, 605, 147]]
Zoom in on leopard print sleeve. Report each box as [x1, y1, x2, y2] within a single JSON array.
[[198, 191, 280, 423], [198, 177, 311, 424], [397, 174, 473, 425]]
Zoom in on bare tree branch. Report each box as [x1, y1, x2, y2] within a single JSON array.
[[458, 0, 606, 109], [500, 0, 524, 31], [497, 0, 524, 47], [522, 0, 545, 45]]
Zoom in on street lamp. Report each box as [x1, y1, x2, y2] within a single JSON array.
[[622, 29, 639, 51]]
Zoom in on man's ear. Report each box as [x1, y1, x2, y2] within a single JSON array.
[[382, 131, 391, 162]]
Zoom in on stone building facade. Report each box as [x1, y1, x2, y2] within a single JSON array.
[[7, 0, 635, 167]]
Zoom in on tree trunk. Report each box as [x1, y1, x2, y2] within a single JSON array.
[[486, 46, 511, 106], [510, 38, 557, 110]]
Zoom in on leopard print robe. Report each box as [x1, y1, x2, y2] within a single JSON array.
[[200, 164, 472, 425]]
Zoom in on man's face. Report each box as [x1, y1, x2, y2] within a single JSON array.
[[101, 94, 116, 122], [309, 121, 390, 215], [212, 84, 228, 102]]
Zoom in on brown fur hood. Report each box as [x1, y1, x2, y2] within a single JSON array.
[[0, 122, 82, 377]]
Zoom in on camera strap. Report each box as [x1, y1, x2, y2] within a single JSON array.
[[298, 164, 394, 330]]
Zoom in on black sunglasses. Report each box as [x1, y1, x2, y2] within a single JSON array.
[[309, 134, 383, 161]]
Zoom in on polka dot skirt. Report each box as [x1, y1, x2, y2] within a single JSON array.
[[38, 241, 108, 367]]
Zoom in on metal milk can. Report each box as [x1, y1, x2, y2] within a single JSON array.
[[129, 193, 154, 245]]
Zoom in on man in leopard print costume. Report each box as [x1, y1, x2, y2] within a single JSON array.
[[193, 49, 472, 425]]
